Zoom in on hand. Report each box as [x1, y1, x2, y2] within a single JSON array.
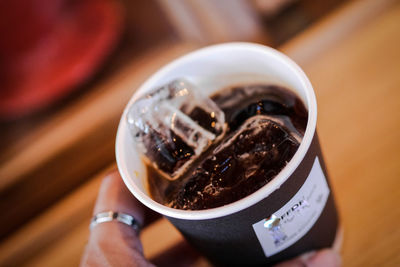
[[80, 170, 341, 267]]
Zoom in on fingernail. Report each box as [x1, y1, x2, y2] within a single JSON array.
[[304, 249, 341, 267], [328, 250, 342, 267], [299, 250, 317, 263]]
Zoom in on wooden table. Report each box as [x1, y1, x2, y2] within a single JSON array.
[[1, 0, 399, 266], [282, 1, 400, 265]]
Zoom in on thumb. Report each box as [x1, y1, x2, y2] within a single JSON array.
[[81, 170, 154, 267], [274, 249, 341, 267]]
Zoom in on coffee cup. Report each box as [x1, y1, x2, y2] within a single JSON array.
[[116, 43, 340, 265]]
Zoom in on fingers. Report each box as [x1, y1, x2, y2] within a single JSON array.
[[84, 170, 341, 267], [81, 170, 155, 267], [306, 249, 341, 267], [93, 170, 145, 225], [93, 170, 161, 227], [274, 249, 341, 267], [90, 170, 146, 251]]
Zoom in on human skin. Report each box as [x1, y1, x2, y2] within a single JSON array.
[[80, 170, 341, 267]]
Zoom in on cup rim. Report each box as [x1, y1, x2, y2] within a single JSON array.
[[116, 42, 317, 220]]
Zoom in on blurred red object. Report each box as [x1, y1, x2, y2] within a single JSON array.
[[0, 0, 123, 119]]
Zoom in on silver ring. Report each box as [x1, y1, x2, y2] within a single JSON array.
[[90, 211, 141, 233]]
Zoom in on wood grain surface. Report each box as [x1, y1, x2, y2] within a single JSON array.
[[1, 0, 399, 266], [294, 3, 400, 266]]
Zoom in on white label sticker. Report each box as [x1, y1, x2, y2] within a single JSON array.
[[252, 157, 329, 257]]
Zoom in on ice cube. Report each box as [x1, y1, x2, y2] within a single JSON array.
[[169, 115, 301, 210], [126, 79, 226, 180]]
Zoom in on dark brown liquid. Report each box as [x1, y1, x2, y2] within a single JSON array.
[[147, 84, 308, 210]]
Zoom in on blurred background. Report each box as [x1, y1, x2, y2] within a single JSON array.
[[0, 0, 399, 266]]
